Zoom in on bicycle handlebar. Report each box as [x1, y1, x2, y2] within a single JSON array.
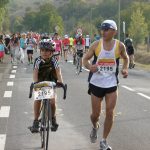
[[29, 81, 67, 100]]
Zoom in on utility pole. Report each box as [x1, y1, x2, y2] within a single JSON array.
[[90, 8, 93, 38], [123, 21, 126, 41], [118, 0, 121, 40]]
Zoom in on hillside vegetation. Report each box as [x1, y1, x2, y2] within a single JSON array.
[[8, 0, 99, 17]]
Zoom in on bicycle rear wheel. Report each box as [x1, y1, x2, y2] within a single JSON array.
[[40, 100, 51, 150], [76, 57, 81, 75]]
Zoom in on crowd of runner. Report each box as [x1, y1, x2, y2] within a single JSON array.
[[0, 31, 91, 64]]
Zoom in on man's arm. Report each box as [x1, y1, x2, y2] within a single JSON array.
[[119, 42, 129, 77], [83, 41, 99, 73]]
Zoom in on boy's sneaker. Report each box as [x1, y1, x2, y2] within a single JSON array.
[[29, 120, 39, 133], [51, 117, 59, 132], [100, 139, 112, 150], [90, 122, 100, 143]]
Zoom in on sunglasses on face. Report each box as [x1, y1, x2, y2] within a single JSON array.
[[100, 23, 115, 31], [101, 27, 110, 31]]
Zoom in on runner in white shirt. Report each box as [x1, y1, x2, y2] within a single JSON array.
[[85, 35, 91, 53]]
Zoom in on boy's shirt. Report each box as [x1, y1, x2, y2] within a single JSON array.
[[33, 56, 59, 82]]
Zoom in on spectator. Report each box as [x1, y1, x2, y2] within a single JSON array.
[[124, 33, 135, 69]]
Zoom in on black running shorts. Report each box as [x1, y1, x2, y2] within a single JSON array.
[[88, 83, 117, 98], [27, 50, 33, 54]]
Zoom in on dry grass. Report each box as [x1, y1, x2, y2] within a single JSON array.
[[135, 51, 150, 64], [134, 45, 150, 71]]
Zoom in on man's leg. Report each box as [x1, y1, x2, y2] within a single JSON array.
[[91, 94, 102, 128], [100, 90, 117, 150], [90, 94, 102, 143], [130, 54, 135, 68], [103, 90, 117, 139]]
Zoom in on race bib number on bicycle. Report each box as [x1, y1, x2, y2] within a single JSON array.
[[34, 87, 55, 100]]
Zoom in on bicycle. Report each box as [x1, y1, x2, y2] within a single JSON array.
[[75, 50, 83, 75], [29, 81, 67, 150]]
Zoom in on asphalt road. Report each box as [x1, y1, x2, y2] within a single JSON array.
[[0, 53, 150, 150]]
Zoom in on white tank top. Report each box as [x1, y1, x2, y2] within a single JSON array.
[[90, 40, 118, 88]]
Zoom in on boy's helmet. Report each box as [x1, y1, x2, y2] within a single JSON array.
[[39, 39, 56, 51]]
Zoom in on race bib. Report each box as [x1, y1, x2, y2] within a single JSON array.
[[34, 87, 55, 100], [97, 58, 116, 75]]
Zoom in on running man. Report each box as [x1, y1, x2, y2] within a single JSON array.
[[83, 20, 129, 150]]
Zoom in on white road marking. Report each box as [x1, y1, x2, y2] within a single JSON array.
[[0, 106, 10, 117], [122, 85, 135, 91], [7, 82, 14, 86], [4, 91, 12, 98], [9, 74, 15, 79], [11, 70, 16, 73], [67, 60, 73, 63], [13, 66, 17, 69], [137, 93, 150, 100], [0, 134, 6, 150]]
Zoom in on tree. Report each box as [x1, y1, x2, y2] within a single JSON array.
[[0, 0, 9, 31], [128, 7, 148, 47], [12, 16, 24, 32], [23, 3, 64, 34], [0, 0, 9, 8]]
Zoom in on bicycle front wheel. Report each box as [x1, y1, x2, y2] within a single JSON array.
[[40, 100, 51, 150], [76, 57, 81, 75]]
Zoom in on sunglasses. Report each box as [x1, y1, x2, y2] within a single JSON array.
[[100, 23, 114, 31], [101, 28, 110, 31]]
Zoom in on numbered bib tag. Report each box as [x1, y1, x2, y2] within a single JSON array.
[[34, 87, 54, 100], [97, 59, 116, 75]]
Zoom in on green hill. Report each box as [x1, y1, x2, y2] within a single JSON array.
[[8, 0, 99, 17]]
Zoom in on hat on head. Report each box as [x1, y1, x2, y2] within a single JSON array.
[[101, 20, 117, 30]]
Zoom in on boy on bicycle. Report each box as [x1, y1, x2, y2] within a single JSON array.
[[30, 39, 63, 133]]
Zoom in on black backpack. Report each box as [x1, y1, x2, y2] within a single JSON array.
[[38, 57, 58, 82]]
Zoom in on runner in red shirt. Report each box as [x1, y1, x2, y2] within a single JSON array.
[[62, 35, 70, 62], [53, 32, 62, 61]]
